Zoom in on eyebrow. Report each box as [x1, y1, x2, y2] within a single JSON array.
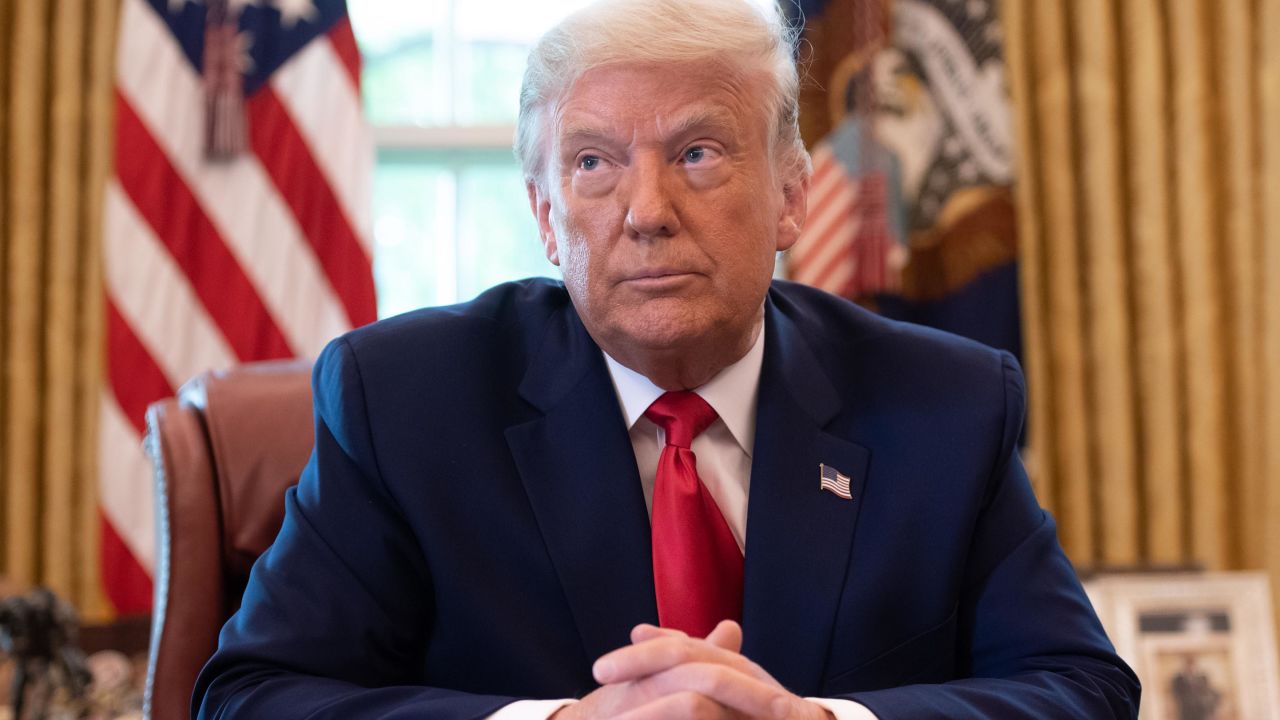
[[662, 109, 740, 140], [556, 109, 741, 151], [558, 123, 619, 148]]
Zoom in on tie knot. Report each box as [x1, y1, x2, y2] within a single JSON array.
[[644, 391, 718, 449]]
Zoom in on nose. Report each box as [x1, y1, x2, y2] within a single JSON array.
[[623, 155, 680, 239]]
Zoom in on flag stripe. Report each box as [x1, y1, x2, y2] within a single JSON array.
[[248, 88, 377, 327], [270, 34, 374, 254], [106, 299, 176, 434], [794, 208, 850, 275], [794, 205, 858, 282], [104, 182, 239, 386], [807, 258, 855, 297], [326, 16, 362, 92], [99, 392, 157, 570], [114, 92, 295, 361], [805, 150, 845, 209], [100, 509, 155, 614], [810, 226, 862, 292], [801, 180, 847, 234], [793, 204, 856, 279]]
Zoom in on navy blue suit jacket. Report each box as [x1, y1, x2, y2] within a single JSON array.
[[194, 279, 1139, 719]]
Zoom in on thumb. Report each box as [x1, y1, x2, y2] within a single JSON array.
[[706, 619, 743, 652]]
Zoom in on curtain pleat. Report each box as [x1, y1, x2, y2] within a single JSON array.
[[44, 0, 88, 601], [1120, 0, 1185, 565], [0, 0, 10, 596], [5, 0, 50, 591], [81, 0, 116, 623], [1073, 0, 1140, 566], [1026, 0, 1097, 560], [1262, 0, 1280, 633], [1005, 0, 1280, 636], [1003, 0, 1055, 519], [1, 0, 114, 620], [1170, 0, 1232, 570], [1215, 0, 1262, 571]]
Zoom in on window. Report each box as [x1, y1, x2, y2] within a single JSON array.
[[350, 0, 780, 317]]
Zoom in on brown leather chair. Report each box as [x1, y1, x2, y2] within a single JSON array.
[[142, 360, 314, 720]]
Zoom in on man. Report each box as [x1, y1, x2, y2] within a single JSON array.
[[1170, 656, 1220, 720], [194, 0, 1140, 717]]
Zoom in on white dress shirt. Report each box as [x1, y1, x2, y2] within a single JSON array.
[[488, 325, 877, 720], [603, 322, 765, 552]]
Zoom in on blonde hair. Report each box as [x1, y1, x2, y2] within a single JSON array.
[[516, 0, 811, 188]]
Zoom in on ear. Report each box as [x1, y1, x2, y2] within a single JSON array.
[[775, 170, 809, 253], [527, 180, 560, 266]]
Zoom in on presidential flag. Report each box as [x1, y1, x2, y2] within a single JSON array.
[[101, 0, 375, 614], [787, 0, 1021, 359]]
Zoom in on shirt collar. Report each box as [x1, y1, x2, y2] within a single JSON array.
[[602, 323, 765, 457]]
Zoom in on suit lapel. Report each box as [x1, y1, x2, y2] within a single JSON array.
[[505, 305, 658, 668], [741, 296, 871, 694]]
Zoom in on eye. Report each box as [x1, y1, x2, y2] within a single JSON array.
[[579, 155, 602, 171], [683, 146, 707, 164]]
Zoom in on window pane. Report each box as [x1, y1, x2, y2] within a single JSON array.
[[453, 40, 529, 125], [373, 150, 555, 318], [352, 0, 597, 126], [372, 162, 455, 317], [448, 0, 593, 123], [362, 41, 447, 126], [456, 164, 552, 300], [350, 1, 450, 126]]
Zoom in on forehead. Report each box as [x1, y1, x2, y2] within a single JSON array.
[[550, 62, 767, 141]]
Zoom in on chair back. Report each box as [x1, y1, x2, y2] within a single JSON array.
[[142, 360, 314, 720]]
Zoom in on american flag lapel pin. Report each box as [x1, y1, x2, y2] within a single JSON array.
[[819, 463, 853, 500]]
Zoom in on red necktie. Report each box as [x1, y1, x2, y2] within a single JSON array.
[[645, 391, 744, 637]]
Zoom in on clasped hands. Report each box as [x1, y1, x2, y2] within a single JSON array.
[[552, 620, 835, 720]]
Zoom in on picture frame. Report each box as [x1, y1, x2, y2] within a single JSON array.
[[1085, 571, 1280, 720]]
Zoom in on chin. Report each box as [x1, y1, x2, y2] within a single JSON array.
[[609, 307, 715, 353]]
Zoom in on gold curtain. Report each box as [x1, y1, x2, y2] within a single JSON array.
[[0, 0, 118, 620], [1003, 0, 1280, 625]]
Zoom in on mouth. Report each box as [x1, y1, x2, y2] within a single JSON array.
[[621, 270, 700, 290]]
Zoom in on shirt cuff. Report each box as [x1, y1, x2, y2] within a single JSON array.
[[806, 697, 880, 720], [484, 699, 577, 720]]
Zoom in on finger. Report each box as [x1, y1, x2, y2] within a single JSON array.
[[595, 635, 776, 686], [631, 623, 687, 644], [631, 621, 739, 647], [611, 690, 738, 720], [631, 621, 738, 649], [640, 662, 791, 720], [705, 620, 742, 653]]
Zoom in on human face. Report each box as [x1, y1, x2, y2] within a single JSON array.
[[527, 62, 807, 377]]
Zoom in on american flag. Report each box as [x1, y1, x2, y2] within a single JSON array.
[[100, 0, 375, 614], [819, 463, 853, 500], [789, 140, 904, 299]]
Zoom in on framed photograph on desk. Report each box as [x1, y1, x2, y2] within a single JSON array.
[[1085, 571, 1280, 720]]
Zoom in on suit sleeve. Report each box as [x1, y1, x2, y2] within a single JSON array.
[[193, 338, 518, 720], [841, 352, 1141, 719]]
